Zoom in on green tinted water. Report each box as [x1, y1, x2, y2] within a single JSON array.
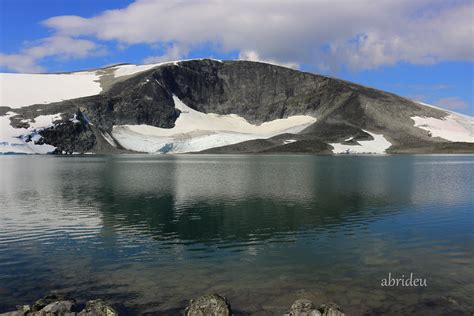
[[0, 155, 472, 314]]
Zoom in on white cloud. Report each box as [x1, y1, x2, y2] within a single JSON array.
[[0, 36, 104, 73], [40, 0, 473, 71], [2, 0, 473, 73], [143, 43, 187, 64], [434, 97, 468, 110], [239, 50, 299, 69], [0, 54, 44, 73]]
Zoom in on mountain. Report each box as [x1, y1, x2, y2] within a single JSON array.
[[1, 59, 472, 155]]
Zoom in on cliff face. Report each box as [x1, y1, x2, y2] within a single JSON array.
[[1, 59, 472, 154]]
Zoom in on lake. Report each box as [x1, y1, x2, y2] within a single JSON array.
[[0, 155, 473, 315]]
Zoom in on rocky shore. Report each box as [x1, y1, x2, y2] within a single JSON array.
[[1, 294, 344, 316], [0, 295, 118, 316]]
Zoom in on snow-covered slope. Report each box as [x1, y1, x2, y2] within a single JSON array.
[[0, 59, 224, 109], [0, 72, 102, 109], [111, 58, 222, 78], [412, 115, 473, 143], [112, 96, 317, 153], [411, 102, 473, 143], [111, 62, 173, 78], [0, 65, 163, 109]]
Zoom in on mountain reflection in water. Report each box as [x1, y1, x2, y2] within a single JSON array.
[[0, 155, 473, 314]]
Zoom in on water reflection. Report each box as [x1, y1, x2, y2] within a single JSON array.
[[0, 155, 473, 314]]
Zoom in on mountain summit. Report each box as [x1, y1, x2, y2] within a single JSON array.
[[1, 59, 472, 154]]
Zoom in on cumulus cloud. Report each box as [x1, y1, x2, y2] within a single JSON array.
[[434, 97, 468, 110], [40, 0, 473, 71], [2, 0, 473, 72], [143, 43, 188, 64], [239, 50, 299, 69], [0, 36, 104, 73], [0, 54, 44, 73]]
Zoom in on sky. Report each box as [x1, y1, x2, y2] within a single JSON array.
[[0, 0, 473, 115]]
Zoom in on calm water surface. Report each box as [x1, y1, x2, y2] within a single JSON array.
[[0, 155, 473, 314]]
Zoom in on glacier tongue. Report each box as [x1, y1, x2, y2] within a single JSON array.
[[112, 95, 317, 153]]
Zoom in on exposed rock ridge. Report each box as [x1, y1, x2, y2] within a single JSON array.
[[1, 59, 471, 154]]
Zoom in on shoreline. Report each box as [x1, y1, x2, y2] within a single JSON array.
[[0, 294, 345, 316], [2, 294, 472, 316]]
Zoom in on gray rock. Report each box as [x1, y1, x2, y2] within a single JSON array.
[[77, 299, 118, 316], [0, 305, 31, 316], [41, 300, 75, 314], [289, 299, 321, 316], [0, 305, 30, 316], [0, 312, 23, 316], [318, 303, 345, 316], [185, 294, 230, 316], [32, 295, 75, 312]]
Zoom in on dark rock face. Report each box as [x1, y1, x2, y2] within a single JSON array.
[[87, 76, 180, 131], [153, 61, 326, 123], [4, 59, 470, 154], [38, 113, 96, 154]]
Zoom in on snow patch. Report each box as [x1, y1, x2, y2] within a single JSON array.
[[112, 95, 316, 153], [70, 114, 81, 124], [29, 113, 63, 129], [412, 114, 473, 143], [111, 59, 223, 78], [330, 130, 392, 154], [0, 72, 102, 108], [283, 139, 297, 144], [112, 63, 170, 78], [0, 112, 61, 154]]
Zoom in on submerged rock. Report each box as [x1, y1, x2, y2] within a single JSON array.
[[185, 294, 230, 316]]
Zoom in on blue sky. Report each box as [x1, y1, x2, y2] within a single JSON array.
[[0, 0, 472, 115]]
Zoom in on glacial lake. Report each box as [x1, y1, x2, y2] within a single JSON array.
[[0, 155, 473, 314]]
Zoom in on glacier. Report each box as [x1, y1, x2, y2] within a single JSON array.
[[112, 96, 317, 154]]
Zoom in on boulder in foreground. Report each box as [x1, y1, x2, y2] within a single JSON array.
[[185, 294, 231, 316]]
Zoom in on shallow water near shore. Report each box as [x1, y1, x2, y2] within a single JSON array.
[[0, 154, 473, 314]]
